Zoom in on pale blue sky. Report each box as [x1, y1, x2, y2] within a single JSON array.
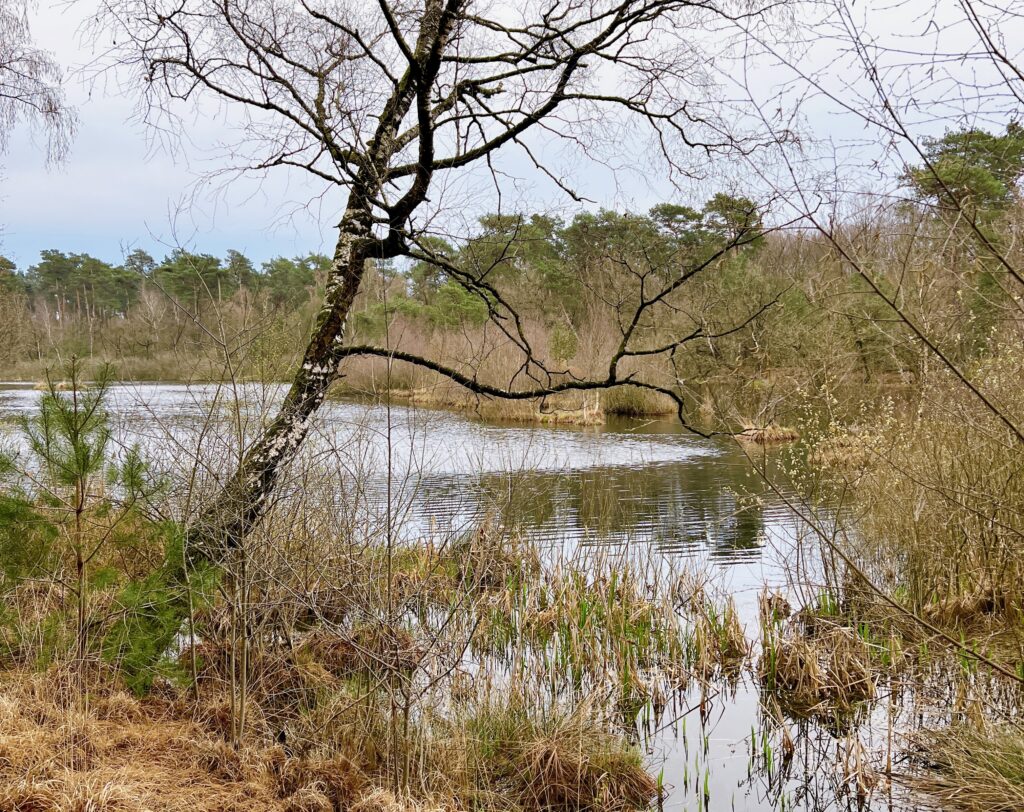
[[0, 2, 332, 267], [2, 2, 704, 269], [2, 0, 1017, 271]]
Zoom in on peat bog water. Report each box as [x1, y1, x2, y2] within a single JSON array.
[[0, 383, 929, 812]]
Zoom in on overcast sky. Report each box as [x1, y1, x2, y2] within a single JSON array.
[[2, 2, 349, 268], [2, 0, 1019, 270], [3, 1, 688, 267]]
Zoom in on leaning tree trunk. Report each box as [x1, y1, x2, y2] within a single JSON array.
[[186, 2, 455, 563], [189, 204, 373, 563]]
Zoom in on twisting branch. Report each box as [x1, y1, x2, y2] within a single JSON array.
[[94, 0, 790, 557]]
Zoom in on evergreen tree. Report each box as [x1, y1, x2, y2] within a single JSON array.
[[906, 123, 1024, 220]]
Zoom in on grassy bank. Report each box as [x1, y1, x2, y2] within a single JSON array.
[[0, 374, 753, 810], [5, 342, 1024, 809], [334, 377, 681, 426], [0, 668, 659, 812]]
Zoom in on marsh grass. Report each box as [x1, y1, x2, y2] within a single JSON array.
[[0, 482, 738, 811], [911, 724, 1024, 812], [736, 423, 801, 445], [601, 388, 676, 418], [674, 575, 748, 680], [814, 349, 1024, 647], [435, 700, 658, 812], [757, 591, 879, 718]]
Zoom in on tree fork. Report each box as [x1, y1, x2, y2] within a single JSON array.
[[186, 2, 461, 562]]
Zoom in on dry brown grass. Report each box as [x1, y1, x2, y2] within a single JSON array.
[[0, 673, 283, 811], [735, 423, 800, 445], [0, 666, 661, 812], [349, 789, 451, 812], [0, 669, 409, 812], [600, 387, 676, 418], [299, 624, 424, 678], [383, 384, 606, 426], [435, 701, 658, 812], [757, 603, 877, 717], [910, 724, 1024, 812]]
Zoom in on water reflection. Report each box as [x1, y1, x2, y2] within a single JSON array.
[[1, 382, 896, 811], [0, 383, 799, 570], [416, 460, 775, 562]]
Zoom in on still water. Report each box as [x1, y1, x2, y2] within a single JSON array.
[[0, 382, 919, 812]]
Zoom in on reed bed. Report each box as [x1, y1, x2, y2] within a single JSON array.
[[0, 474, 747, 812]]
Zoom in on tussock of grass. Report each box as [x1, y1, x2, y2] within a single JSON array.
[[272, 750, 366, 809], [758, 597, 877, 716], [919, 580, 1004, 627], [185, 644, 328, 723], [601, 387, 676, 418], [911, 725, 1024, 812], [441, 702, 658, 812], [807, 427, 879, 469], [300, 624, 424, 678], [736, 423, 800, 445]]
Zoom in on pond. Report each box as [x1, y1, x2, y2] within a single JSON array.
[[0, 382, 925, 811]]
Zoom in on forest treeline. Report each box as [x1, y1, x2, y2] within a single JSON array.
[[2, 126, 1023, 426], [0, 192, 760, 341], [0, 194, 774, 388]]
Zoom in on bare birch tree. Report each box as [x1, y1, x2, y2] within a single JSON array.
[[97, 0, 789, 557]]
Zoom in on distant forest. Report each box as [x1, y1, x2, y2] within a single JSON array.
[[0, 193, 759, 322], [0, 195, 779, 387], [0, 247, 330, 318]]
